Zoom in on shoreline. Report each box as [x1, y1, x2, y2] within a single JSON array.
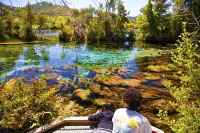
[[0, 41, 44, 45]]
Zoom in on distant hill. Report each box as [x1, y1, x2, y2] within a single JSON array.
[[128, 16, 137, 20], [21, 1, 72, 16], [29, 1, 54, 12]]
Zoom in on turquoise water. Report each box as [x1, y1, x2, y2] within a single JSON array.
[[0, 41, 171, 83]]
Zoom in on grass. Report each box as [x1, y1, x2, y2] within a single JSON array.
[[0, 36, 59, 44], [4, 38, 23, 42]]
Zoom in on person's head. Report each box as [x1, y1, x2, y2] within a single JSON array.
[[102, 102, 115, 112], [123, 88, 142, 110]]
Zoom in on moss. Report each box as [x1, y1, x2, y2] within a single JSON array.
[[121, 79, 142, 87], [72, 89, 91, 101], [147, 65, 171, 72], [94, 98, 108, 106], [94, 75, 122, 86], [90, 83, 101, 93], [45, 73, 60, 80], [100, 87, 115, 98]]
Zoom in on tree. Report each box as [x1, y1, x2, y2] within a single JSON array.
[[112, 1, 129, 41], [107, 0, 117, 13], [0, 3, 9, 40], [136, 0, 158, 42], [153, 0, 172, 41], [23, 1, 36, 41], [173, 0, 200, 37], [36, 13, 47, 32]]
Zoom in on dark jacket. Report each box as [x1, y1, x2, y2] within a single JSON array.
[[88, 110, 114, 130]]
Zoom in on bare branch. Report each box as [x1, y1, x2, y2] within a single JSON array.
[[191, 11, 200, 27]]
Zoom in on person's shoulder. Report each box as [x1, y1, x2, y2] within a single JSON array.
[[115, 108, 126, 111], [114, 108, 127, 114], [133, 111, 150, 122], [116, 108, 126, 110]]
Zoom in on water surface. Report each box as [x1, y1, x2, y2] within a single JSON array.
[[0, 41, 171, 83]]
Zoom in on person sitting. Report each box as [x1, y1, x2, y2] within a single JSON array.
[[88, 102, 115, 133], [112, 88, 152, 133]]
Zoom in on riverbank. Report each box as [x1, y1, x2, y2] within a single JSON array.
[[0, 41, 44, 45], [0, 36, 59, 45]]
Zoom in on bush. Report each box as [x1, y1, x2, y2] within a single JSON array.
[[158, 23, 200, 133]]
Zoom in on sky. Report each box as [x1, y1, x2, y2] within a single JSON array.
[[1, 0, 148, 16]]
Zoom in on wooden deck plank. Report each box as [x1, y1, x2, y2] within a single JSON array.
[[29, 117, 164, 133]]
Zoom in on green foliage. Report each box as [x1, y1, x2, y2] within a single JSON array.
[[3, 0, 198, 43], [80, 1, 130, 42], [0, 1, 133, 43], [136, 0, 174, 42], [40, 48, 49, 61], [173, 0, 200, 33], [136, 0, 157, 41], [23, 2, 36, 41], [158, 24, 200, 133], [24, 46, 40, 65], [166, 63, 176, 69], [127, 30, 136, 41], [35, 13, 47, 30], [30, 1, 54, 12], [61, 53, 66, 60], [0, 78, 60, 131], [112, 1, 129, 41], [55, 16, 66, 31]]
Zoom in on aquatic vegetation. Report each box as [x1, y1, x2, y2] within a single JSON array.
[[57, 100, 78, 117], [147, 65, 171, 72], [135, 49, 169, 58], [63, 64, 72, 70], [72, 89, 91, 101], [115, 67, 128, 73], [45, 73, 60, 80], [90, 83, 101, 93], [40, 48, 50, 61], [91, 69, 107, 74], [73, 48, 132, 70], [162, 74, 179, 81], [41, 74, 47, 80], [94, 75, 123, 86], [0, 42, 183, 133], [61, 53, 66, 60], [99, 87, 115, 98], [93, 98, 111, 107], [143, 73, 161, 80], [43, 65, 54, 71], [121, 79, 142, 87], [56, 76, 71, 82], [166, 63, 176, 69]]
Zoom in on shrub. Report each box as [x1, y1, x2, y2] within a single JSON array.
[[158, 23, 200, 133]]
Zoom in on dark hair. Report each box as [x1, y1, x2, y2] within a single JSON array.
[[123, 88, 142, 110], [102, 102, 115, 112]]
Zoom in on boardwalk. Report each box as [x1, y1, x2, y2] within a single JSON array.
[[29, 117, 164, 133]]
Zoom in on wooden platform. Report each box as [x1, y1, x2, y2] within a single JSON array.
[[29, 117, 164, 133]]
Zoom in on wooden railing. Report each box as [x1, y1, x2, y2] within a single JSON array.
[[29, 117, 164, 133]]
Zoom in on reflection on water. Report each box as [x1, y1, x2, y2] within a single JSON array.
[[35, 29, 59, 37], [0, 41, 171, 83]]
